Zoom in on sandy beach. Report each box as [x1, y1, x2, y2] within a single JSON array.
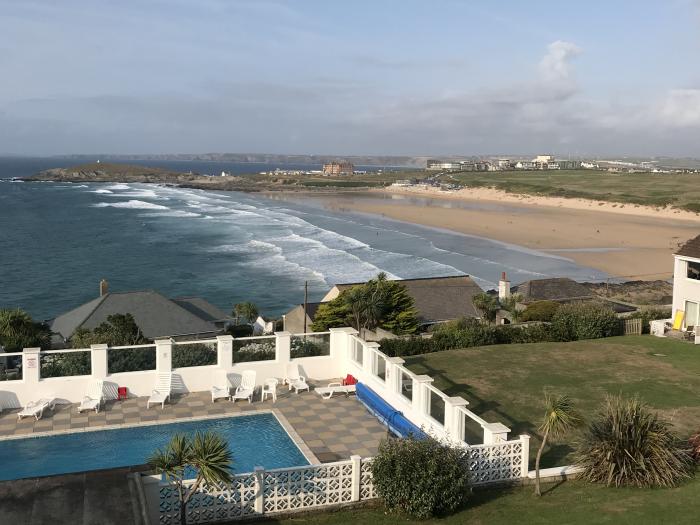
[[295, 186, 700, 279]]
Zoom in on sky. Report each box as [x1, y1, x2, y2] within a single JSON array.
[[1, 0, 700, 157]]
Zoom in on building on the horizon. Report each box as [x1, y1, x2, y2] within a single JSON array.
[[322, 161, 354, 176], [426, 159, 462, 170]]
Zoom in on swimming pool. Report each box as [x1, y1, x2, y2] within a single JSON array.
[[0, 412, 309, 481]]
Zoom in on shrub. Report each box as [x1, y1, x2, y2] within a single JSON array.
[[379, 336, 435, 357], [624, 308, 673, 334], [520, 301, 561, 322], [689, 432, 700, 463], [371, 437, 470, 519], [227, 324, 253, 337], [551, 302, 620, 341], [577, 396, 693, 487]]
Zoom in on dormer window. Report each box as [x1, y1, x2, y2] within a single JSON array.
[[687, 261, 700, 280]]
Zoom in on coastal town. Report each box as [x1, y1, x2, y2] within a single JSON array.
[[3, 2, 700, 525]]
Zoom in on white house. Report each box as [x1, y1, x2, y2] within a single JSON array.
[[672, 234, 700, 331]]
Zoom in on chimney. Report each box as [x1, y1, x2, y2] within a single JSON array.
[[99, 279, 109, 297], [498, 272, 511, 301]]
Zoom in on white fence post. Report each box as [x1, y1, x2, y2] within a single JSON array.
[[350, 455, 362, 502], [444, 397, 468, 441], [254, 466, 265, 514], [362, 342, 380, 377], [519, 434, 531, 478], [90, 344, 108, 378], [275, 331, 291, 364], [483, 423, 511, 444], [386, 357, 405, 395], [216, 335, 233, 370], [329, 327, 356, 361], [155, 338, 173, 374], [412, 375, 433, 418], [22, 347, 41, 384]]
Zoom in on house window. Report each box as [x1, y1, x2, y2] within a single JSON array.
[[687, 261, 700, 280], [685, 301, 699, 330]]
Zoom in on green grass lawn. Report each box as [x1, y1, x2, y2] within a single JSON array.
[[256, 476, 700, 525], [447, 169, 700, 211], [404, 336, 700, 467]]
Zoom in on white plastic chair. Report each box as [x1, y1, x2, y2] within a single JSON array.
[[78, 379, 105, 413], [261, 378, 278, 403], [18, 397, 56, 420], [232, 370, 256, 404], [147, 373, 172, 409], [284, 363, 309, 394], [211, 370, 231, 402]]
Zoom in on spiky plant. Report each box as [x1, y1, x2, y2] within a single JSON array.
[[149, 432, 233, 525], [534, 392, 582, 496], [578, 396, 693, 488], [689, 432, 700, 463]]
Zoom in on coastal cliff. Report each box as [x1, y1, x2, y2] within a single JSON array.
[[31, 163, 203, 184]]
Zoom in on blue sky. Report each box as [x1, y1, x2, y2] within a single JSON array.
[[1, 0, 700, 157]]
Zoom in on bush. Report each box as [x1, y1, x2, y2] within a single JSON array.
[[379, 336, 434, 357], [227, 324, 253, 337], [689, 432, 700, 463], [624, 308, 673, 334], [371, 437, 470, 519], [551, 302, 620, 341], [520, 301, 561, 322], [578, 396, 694, 487]]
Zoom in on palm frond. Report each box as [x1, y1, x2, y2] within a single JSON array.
[[539, 392, 582, 439]]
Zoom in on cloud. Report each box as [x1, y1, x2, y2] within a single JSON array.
[[538, 40, 581, 84], [656, 89, 700, 127]]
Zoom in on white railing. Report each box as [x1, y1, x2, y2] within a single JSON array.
[[144, 456, 375, 524], [0, 329, 351, 408]]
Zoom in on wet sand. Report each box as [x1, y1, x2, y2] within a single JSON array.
[[293, 189, 700, 279]]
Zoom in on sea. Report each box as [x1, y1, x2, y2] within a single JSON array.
[[0, 157, 608, 321]]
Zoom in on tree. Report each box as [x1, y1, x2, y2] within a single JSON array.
[[69, 313, 152, 374], [149, 432, 233, 525], [311, 273, 419, 335], [535, 392, 581, 496], [578, 396, 693, 488], [232, 302, 259, 325], [0, 308, 50, 351], [499, 293, 523, 323], [472, 293, 499, 324], [71, 313, 147, 347]]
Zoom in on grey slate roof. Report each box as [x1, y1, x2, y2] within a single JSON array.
[[676, 234, 700, 259], [49, 290, 225, 340], [332, 275, 484, 324], [172, 297, 230, 322], [512, 277, 594, 304]]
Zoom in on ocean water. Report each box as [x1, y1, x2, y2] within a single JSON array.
[[0, 158, 608, 321]]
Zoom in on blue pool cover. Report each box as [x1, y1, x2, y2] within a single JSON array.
[[0, 412, 309, 481], [356, 383, 427, 439]]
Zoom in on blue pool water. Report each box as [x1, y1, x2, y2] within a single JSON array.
[[0, 413, 309, 481]]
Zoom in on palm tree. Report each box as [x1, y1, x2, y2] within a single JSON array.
[[0, 308, 50, 351], [534, 392, 581, 496], [149, 432, 233, 525], [232, 302, 259, 325], [472, 293, 499, 324]]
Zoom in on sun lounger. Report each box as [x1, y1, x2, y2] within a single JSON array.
[[232, 370, 256, 403], [18, 397, 56, 420], [147, 373, 172, 409], [211, 370, 231, 402], [78, 379, 105, 413], [284, 363, 309, 394], [315, 383, 357, 400]]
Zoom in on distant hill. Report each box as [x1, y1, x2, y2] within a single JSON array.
[[30, 162, 203, 183], [50, 153, 428, 168]]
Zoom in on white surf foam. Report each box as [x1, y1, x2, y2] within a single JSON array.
[[91, 189, 113, 194], [92, 200, 169, 210], [105, 184, 130, 190]]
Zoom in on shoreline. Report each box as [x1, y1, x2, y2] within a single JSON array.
[[279, 188, 700, 280]]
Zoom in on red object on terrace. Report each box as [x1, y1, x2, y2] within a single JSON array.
[[342, 374, 358, 386], [117, 386, 128, 401]]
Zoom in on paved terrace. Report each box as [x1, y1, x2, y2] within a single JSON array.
[[0, 385, 387, 525], [0, 384, 387, 462]]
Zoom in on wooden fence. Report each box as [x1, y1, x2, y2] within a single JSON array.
[[621, 318, 642, 335]]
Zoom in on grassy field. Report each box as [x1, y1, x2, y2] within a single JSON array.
[[255, 476, 700, 525], [446, 169, 700, 211], [404, 336, 700, 467]]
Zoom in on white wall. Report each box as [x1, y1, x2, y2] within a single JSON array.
[[0, 330, 348, 409], [672, 255, 700, 328]]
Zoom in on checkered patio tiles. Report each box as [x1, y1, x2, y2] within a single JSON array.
[[0, 381, 388, 463]]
